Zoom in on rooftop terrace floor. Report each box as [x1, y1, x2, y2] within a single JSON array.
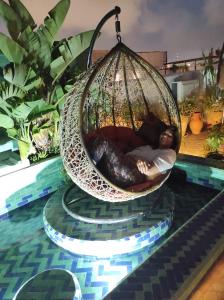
[[180, 130, 224, 300], [179, 130, 209, 158], [190, 251, 224, 300]]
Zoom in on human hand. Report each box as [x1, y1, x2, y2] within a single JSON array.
[[136, 160, 151, 176]]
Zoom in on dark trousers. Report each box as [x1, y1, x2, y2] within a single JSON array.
[[90, 138, 145, 188]]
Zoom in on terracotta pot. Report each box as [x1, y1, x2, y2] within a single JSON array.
[[205, 110, 223, 127], [189, 112, 203, 135], [180, 115, 189, 137]]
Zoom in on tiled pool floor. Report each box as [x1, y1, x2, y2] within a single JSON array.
[[0, 182, 218, 300]]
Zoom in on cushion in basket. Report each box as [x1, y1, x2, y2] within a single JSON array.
[[137, 113, 167, 148], [85, 126, 146, 153]]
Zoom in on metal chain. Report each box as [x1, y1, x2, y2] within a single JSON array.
[[115, 14, 121, 43]]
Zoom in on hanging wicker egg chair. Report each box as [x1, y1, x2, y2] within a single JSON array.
[[60, 9, 181, 203]]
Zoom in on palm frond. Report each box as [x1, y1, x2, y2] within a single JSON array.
[[8, 0, 36, 32], [50, 30, 95, 83], [0, 0, 22, 39], [0, 33, 26, 64], [37, 0, 70, 46]]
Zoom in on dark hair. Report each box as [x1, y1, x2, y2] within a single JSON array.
[[164, 125, 178, 150]]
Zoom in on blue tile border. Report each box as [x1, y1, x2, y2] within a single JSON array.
[[0, 156, 70, 216], [43, 189, 174, 257], [0, 154, 223, 217], [0, 180, 218, 300], [22, 194, 33, 200], [104, 190, 224, 300], [175, 158, 224, 191]]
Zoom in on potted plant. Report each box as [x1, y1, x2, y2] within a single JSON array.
[[0, 0, 95, 161], [178, 95, 203, 136], [203, 94, 224, 128], [206, 124, 224, 157], [201, 50, 224, 127], [178, 97, 194, 137], [186, 95, 204, 135]]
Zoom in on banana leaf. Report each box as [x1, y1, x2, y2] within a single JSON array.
[[3, 63, 42, 92], [11, 103, 33, 121], [52, 110, 60, 122], [3, 64, 29, 87], [0, 99, 12, 115], [6, 128, 17, 139], [0, 0, 22, 40], [0, 33, 26, 64], [23, 76, 43, 92], [17, 139, 35, 160], [0, 54, 9, 68], [8, 0, 36, 32], [32, 119, 52, 134], [0, 81, 25, 102], [12, 99, 56, 122], [19, 27, 52, 70], [0, 113, 14, 129], [28, 100, 56, 121], [39, 0, 70, 46], [17, 0, 70, 70], [50, 30, 95, 83]]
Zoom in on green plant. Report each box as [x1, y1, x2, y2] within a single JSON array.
[[203, 95, 224, 112], [201, 50, 224, 129], [201, 49, 224, 113], [206, 124, 224, 153], [0, 0, 95, 160], [202, 50, 216, 87], [178, 95, 202, 116]]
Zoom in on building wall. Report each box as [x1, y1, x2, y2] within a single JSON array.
[[137, 51, 167, 69], [165, 71, 203, 102], [92, 50, 167, 70]]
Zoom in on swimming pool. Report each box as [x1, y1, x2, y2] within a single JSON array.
[[0, 178, 219, 300]]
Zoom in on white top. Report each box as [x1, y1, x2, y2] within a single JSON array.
[[127, 145, 176, 173]]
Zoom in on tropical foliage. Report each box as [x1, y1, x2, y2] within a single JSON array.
[[201, 50, 224, 112], [0, 0, 95, 160], [206, 124, 224, 153], [178, 95, 202, 116]]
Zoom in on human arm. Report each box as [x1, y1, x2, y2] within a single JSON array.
[[136, 149, 176, 180], [136, 159, 161, 180]]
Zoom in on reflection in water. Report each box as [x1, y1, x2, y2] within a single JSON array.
[[13, 269, 80, 300], [86, 125, 178, 191]]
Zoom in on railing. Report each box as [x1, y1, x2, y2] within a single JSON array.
[[161, 55, 219, 75]]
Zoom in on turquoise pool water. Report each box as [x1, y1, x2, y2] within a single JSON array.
[[0, 181, 218, 300]]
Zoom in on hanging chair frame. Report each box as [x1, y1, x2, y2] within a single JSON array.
[[61, 8, 181, 203], [78, 43, 178, 199], [87, 6, 121, 69], [80, 42, 181, 147]]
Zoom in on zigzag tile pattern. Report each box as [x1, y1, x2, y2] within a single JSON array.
[[43, 185, 174, 256], [63, 185, 161, 221], [1, 198, 49, 250], [104, 189, 224, 300], [0, 182, 218, 300], [14, 269, 81, 300], [0, 233, 162, 300]]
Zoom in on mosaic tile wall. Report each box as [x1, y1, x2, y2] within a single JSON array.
[[0, 177, 219, 300], [0, 156, 69, 217], [0, 197, 165, 300], [175, 160, 224, 191], [1, 155, 223, 217], [43, 186, 174, 257], [105, 189, 224, 300]]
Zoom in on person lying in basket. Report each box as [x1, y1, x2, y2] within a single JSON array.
[[89, 125, 177, 189]]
